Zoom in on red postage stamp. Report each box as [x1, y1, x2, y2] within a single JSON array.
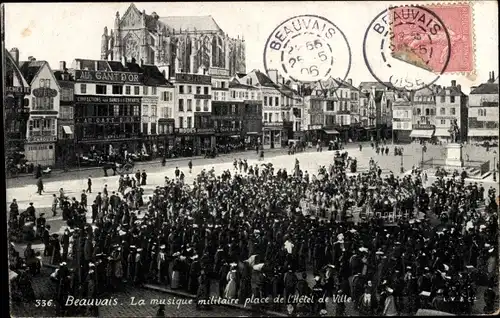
[[389, 3, 474, 74]]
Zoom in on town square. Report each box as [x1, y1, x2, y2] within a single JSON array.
[[3, 1, 499, 317]]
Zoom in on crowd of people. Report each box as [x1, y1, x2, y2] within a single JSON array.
[[8, 148, 499, 317]]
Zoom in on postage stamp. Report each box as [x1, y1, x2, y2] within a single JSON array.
[[263, 15, 351, 85], [363, 5, 452, 92], [390, 3, 475, 75]]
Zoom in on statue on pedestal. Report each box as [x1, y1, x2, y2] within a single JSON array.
[[449, 119, 460, 144]]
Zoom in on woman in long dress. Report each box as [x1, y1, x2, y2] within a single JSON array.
[[224, 269, 237, 299], [171, 256, 182, 289]]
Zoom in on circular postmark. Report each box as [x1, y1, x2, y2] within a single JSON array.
[[363, 5, 451, 92], [263, 15, 351, 86]]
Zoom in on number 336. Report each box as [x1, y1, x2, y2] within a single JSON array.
[[36, 300, 53, 307]]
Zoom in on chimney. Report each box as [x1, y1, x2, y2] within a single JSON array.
[[347, 78, 352, 85], [131, 57, 136, 64], [140, 59, 144, 67], [121, 56, 127, 67], [456, 84, 461, 93], [451, 80, 456, 87], [9, 48, 19, 66], [492, 71, 495, 82], [59, 61, 66, 71], [28, 56, 36, 62]]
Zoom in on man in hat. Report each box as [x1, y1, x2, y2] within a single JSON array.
[[87, 176, 92, 193], [35, 213, 46, 238], [61, 228, 71, 261], [383, 287, 397, 316]]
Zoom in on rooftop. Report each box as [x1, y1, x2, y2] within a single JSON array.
[[470, 83, 499, 95]]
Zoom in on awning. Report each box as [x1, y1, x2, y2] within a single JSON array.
[[409, 130, 434, 138], [434, 128, 451, 137], [62, 126, 73, 134], [230, 135, 240, 138], [323, 129, 340, 135], [246, 132, 259, 135], [468, 129, 499, 137]]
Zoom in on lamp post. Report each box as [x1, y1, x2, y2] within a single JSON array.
[[400, 152, 404, 173], [494, 150, 497, 182]]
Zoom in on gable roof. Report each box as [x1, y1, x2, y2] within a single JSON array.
[[158, 15, 221, 33], [229, 82, 257, 90], [470, 83, 499, 95], [252, 70, 277, 88], [436, 85, 465, 97], [141, 64, 173, 87], [359, 81, 393, 91], [19, 60, 61, 90]]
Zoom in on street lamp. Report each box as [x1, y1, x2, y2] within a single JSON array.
[[400, 152, 404, 173], [493, 150, 497, 182]]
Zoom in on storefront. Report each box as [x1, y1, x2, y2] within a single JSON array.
[[25, 135, 57, 166], [434, 128, 451, 142], [322, 128, 341, 145], [74, 95, 142, 156], [174, 128, 215, 156], [306, 125, 323, 145], [263, 123, 283, 149], [409, 129, 434, 140], [468, 129, 499, 142]]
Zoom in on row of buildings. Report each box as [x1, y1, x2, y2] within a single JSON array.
[[4, 3, 499, 166]]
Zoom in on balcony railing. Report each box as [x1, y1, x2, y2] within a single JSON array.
[[30, 130, 55, 136]]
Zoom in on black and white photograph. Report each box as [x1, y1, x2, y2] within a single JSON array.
[[3, 1, 499, 317]]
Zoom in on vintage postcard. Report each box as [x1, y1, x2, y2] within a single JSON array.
[[3, 1, 499, 317]]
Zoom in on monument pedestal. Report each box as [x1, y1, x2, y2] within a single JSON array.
[[445, 143, 464, 167]]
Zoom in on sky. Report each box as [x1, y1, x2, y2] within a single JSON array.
[[4, 1, 499, 93]]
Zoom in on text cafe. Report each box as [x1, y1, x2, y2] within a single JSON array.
[[175, 127, 216, 155], [74, 70, 143, 84]]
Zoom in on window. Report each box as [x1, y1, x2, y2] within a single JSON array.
[[269, 113, 273, 122], [451, 107, 456, 115], [196, 86, 201, 94], [179, 85, 184, 94], [269, 97, 273, 107], [195, 100, 201, 111], [133, 105, 139, 116], [96, 85, 107, 95], [187, 99, 192, 111], [112, 85, 123, 94], [404, 111, 408, 118], [275, 97, 279, 106], [143, 86, 148, 95], [151, 106, 157, 117], [151, 123, 156, 134], [231, 91, 236, 99], [152, 87, 157, 95], [213, 91, 219, 101], [221, 82, 226, 89], [450, 96, 455, 103], [440, 95, 445, 103], [203, 100, 209, 111], [143, 105, 149, 116], [80, 84, 87, 94], [204, 87, 209, 95], [441, 119, 446, 125], [162, 91, 169, 101], [425, 108, 430, 116], [264, 113, 268, 121], [142, 123, 148, 134], [187, 117, 192, 128], [178, 99, 184, 112], [264, 96, 268, 106], [440, 107, 445, 115], [134, 86, 140, 95], [125, 86, 131, 95], [231, 104, 236, 114], [178, 116, 184, 128]]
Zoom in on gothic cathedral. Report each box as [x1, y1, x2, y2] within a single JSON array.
[[101, 3, 246, 77]]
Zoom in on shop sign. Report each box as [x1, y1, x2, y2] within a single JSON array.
[[198, 128, 215, 134], [75, 96, 141, 104], [308, 124, 323, 130], [216, 127, 240, 134], [264, 122, 283, 127], [208, 68, 230, 77], [414, 124, 435, 129], [27, 135, 57, 143], [194, 94, 212, 99], [176, 128, 197, 134], [6, 86, 31, 94], [76, 116, 141, 124], [75, 70, 142, 84], [175, 73, 211, 85], [33, 87, 58, 98]]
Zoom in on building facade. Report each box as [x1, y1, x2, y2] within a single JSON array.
[[435, 80, 468, 142], [5, 48, 31, 158], [172, 71, 214, 154], [359, 82, 393, 141], [157, 85, 176, 154], [409, 86, 439, 141], [101, 3, 245, 77], [19, 58, 61, 166], [468, 71, 499, 142], [392, 99, 412, 143], [53, 63, 75, 167]]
